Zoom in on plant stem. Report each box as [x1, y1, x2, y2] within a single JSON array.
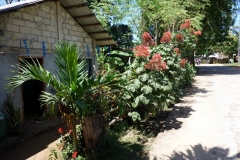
[[72, 118, 78, 152]]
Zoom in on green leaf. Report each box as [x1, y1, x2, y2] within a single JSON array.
[[136, 67, 144, 74], [139, 73, 149, 82], [141, 85, 153, 94], [133, 79, 141, 89]]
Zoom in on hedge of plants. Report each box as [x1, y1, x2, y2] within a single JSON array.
[[6, 19, 200, 160]]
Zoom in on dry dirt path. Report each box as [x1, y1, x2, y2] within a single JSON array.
[[147, 64, 240, 160]]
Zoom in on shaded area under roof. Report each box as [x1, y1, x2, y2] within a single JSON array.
[[0, 0, 116, 46]]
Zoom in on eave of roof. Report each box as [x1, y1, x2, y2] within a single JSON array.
[[0, 0, 116, 46]]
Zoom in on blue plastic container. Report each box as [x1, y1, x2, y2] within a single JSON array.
[[0, 112, 7, 138]]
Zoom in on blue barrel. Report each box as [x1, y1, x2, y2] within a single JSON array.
[[0, 112, 7, 138]]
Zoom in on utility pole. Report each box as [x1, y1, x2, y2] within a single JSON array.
[[238, 30, 240, 63]]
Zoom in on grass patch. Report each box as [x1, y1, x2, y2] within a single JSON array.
[[88, 128, 151, 160], [222, 63, 240, 67]]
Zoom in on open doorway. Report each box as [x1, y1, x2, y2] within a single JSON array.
[[20, 57, 45, 120]]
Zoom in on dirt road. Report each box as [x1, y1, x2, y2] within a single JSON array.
[[147, 64, 240, 160]]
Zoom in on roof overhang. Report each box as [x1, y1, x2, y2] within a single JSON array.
[[0, 0, 117, 47]]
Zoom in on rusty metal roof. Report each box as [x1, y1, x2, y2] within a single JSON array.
[[0, 0, 116, 46]]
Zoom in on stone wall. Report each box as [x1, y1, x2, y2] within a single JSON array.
[[0, 1, 96, 121]]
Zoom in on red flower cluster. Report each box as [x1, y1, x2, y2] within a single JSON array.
[[194, 30, 202, 36], [173, 48, 180, 55], [142, 32, 154, 46], [68, 129, 73, 135], [160, 31, 172, 43], [180, 59, 186, 68], [72, 151, 78, 158], [176, 34, 184, 42], [133, 45, 150, 57], [144, 54, 167, 71], [58, 128, 64, 134], [180, 19, 191, 30]]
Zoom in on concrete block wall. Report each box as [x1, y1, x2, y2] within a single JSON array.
[[61, 8, 95, 59], [0, 1, 57, 51], [0, 1, 97, 116]]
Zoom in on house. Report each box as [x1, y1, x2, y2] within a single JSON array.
[[0, 0, 116, 122]]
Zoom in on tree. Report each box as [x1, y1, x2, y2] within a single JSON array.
[[6, 42, 126, 152], [196, 0, 238, 55], [6, 42, 88, 152], [137, 0, 209, 44], [110, 24, 134, 49]]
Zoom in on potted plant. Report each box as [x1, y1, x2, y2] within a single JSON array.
[[2, 94, 22, 135]]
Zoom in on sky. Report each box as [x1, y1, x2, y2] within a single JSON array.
[[0, 0, 25, 6]]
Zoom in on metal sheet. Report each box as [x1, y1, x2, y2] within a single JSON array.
[[76, 17, 99, 25], [60, 0, 85, 8], [68, 7, 92, 17]]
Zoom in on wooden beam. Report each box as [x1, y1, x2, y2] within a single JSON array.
[[96, 38, 113, 41], [88, 31, 108, 34], [81, 23, 101, 27], [74, 14, 95, 19], [65, 4, 86, 10]]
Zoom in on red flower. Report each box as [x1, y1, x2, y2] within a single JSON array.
[[144, 54, 167, 71], [69, 129, 73, 135], [173, 48, 180, 55], [150, 53, 162, 63], [142, 32, 154, 46], [194, 30, 202, 36], [133, 45, 150, 57], [160, 31, 172, 43], [58, 143, 64, 149], [161, 62, 167, 70], [176, 34, 184, 42], [180, 59, 187, 68], [72, 151, 78, 158], [180, 19, 190, 30], [58, 128, 64, 134]]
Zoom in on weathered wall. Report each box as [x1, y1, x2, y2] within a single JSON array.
[[0, 1, 96, 121]]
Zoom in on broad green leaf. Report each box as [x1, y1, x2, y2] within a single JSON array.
[[139, 73, 149, 82], [141, 85, 153, 94]]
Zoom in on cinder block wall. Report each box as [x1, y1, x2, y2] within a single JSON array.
[[0, 1, 96, 121]]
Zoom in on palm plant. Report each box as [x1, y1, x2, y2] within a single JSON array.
[[6, 42, 88, 151], [6, 42, 127, 152]]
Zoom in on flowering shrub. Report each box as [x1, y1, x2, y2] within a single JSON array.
[[123, 20, 198, 121], [56, 125, 86, 160]]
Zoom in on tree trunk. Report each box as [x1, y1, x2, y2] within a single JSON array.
[[82, 116, 104, 150], [187, 52, 195, 67], [72, 118, 78, 152]]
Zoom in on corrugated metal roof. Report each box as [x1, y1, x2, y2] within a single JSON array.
[[60, 0, 116, 46], [0, 0, 116, 46]]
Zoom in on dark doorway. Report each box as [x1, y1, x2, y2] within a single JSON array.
[[20, 57, 45, 120]]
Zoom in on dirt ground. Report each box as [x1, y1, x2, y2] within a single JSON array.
[[1, 64, 240, 160], [0, 123, 68, 160], [147, 64, 240, 160]]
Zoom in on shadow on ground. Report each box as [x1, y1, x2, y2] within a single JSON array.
[[139, 84, 207, 136], [183, 84, 208, 97], [197, 66, 240, 76], [89, 131, 147, 160], [0, 123, 67, 160], [147, 144, 240, 160]]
